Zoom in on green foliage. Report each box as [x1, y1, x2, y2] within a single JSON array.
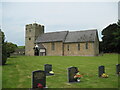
[[18, 46, 25, 49], [101, 20, 120, 53], [5, 42, 18, 57], [117, 19, 120, 26], [1, 31, 5, 43], [2, 54, 118, 88], [99, 41, 103, 53], [1, 31, 7, 65], [2, 45, 7, 65]]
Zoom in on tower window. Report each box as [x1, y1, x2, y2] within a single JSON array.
[[85, 42, 88, 49], [29, 29, 31, 32], [29, 38, 31, 40], [51, 43, 55, 50], [78, 43, 80, 50], [67, 45, 69, 51]]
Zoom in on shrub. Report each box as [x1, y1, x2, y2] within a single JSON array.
[[2, 43, 7, 65]]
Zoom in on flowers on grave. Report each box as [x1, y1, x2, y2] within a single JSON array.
[[37, 83, 43, 88], [49, 71, 54, 74], [74, 72, 82, 82], [101, 73, 108, 78]]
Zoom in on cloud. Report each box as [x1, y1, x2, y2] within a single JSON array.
[[1, 0, 120, 2], [118, 1, 120, 19], [2, 2, 118, 45]]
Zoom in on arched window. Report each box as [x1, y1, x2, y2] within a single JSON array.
[[67, 45, 69, 51], [29, 29, 31, 32], [78, 43, 80, 50], [86, 42, 88, 49], [51, 43, 55, 50], [29, 38, 31, 40]]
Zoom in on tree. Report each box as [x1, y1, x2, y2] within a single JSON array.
[[2, 43, 7, 65], [1, 30, 7, 65], [117, 19, 120, 26], [99, 41, 103, 53], [5, 42, 18, 57], [1, 31, 5, 43], [101, 20, 120, 53]]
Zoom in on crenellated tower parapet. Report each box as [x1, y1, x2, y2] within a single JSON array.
[[25, 23, 44, 56]]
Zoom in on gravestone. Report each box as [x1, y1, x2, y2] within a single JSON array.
[[68, 67, 79, 83], [98, 66, 105, 77], [116, 64, 120, 75], [44, 64, 54, 76], [32, 70, 46, 89]]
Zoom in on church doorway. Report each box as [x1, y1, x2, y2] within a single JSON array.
[[34, 48, 39, 56], [39, 49, 46, 56], [34, 44, 46, 56]]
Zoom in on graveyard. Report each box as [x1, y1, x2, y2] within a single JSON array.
[[2, 54, 119, 88]]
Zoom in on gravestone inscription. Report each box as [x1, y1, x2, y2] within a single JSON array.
[[68, 67, 79, 83], [98, 66, 105, 77], [32, 70, 46, 89], [116, 64, 120, 75], [44, 64, 54, 76]]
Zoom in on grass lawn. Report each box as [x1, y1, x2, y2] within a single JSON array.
[[2, 54, 119, 88]]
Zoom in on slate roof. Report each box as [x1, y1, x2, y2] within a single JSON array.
[[36, 31, 68, 43], [36, 29, 98, 43], [64, 29, 97, 43], [34, 44, 45, 50], [38, 44, 45, 49]]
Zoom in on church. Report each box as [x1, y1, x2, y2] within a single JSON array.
[[25, 23, 99, 56]]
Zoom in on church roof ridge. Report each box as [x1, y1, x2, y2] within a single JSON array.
[[36, 29, 98, 43]]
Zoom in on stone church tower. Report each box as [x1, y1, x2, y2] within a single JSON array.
[[25, 23, 44, 56]]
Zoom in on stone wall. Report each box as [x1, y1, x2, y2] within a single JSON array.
[[93, 35, 99, 56], [42, 42, 63, 56], [63, 42, 95, 56], [25, 23, 44, 56], [41, 41, 99, 56], [32, 41, 99, 56]]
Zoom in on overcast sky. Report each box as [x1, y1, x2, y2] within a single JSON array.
[[1, 1, 119, 46]]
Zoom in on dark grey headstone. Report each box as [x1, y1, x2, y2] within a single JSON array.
[[68, 67, 79, 83], [116, 64, 120, 75], [98, 66, 105, 77], [44, 64, 54, 76], [32, 70, 46, 89]]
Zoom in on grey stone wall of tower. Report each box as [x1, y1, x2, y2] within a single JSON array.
[[25, 23, 44, 56]]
